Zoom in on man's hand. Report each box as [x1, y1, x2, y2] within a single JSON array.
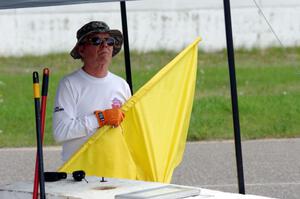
[[94, 108, 125, 128]]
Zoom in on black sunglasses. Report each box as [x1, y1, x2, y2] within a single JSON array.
[[81, 36, 115, 46]]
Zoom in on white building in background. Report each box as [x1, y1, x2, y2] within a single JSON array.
[[0, 0, 299, 56]]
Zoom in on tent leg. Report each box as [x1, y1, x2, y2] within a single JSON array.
[[120, 1, 133, 94], [223, 0, 245, 194]]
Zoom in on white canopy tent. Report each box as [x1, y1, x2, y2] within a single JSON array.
[[0, 0, 126, 9]]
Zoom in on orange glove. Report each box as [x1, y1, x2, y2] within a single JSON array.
[[94, 108, 125, 128]]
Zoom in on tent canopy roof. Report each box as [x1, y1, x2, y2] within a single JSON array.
[[0, 0, 131, 10]]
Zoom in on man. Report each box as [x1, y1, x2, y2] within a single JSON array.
[[53, 21, 132, 161]]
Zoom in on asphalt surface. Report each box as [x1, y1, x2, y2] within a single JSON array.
[[0, 138, 299, 199]]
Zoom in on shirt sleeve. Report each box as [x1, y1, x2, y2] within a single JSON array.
[[125, 81, 132, 100], [52, 78, 98, 143]]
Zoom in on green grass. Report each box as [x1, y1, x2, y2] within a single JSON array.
[[0, 47, 299, 147]]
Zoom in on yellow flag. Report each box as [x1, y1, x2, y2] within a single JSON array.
[[59, 37, 201, 183]]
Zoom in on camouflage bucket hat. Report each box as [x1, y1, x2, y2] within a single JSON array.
[[70, 21, 123, 59]]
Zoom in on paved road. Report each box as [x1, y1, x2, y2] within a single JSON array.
[[1, 138, 299, 199]]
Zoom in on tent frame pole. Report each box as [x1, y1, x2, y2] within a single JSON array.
[[223, 0, 245, 194], [120, 0, 133, 94]]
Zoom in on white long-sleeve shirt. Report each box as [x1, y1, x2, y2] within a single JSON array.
[[53, 68, 131, 161]]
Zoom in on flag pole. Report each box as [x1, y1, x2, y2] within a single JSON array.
[[33, 68, 49, 199], [32, 72, 46, 199], [222, 0, 245, 194]]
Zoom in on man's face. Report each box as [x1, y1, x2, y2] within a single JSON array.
[[79, 32, 114, 65]]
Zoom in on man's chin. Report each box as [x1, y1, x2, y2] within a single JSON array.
[[97, 56, 112, 64], [98, 50, 112, 56]]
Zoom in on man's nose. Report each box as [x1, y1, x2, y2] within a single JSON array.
[[103, 43, 109, 47], [101, 40, 109, 47], [98, 42, 107, 49]]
